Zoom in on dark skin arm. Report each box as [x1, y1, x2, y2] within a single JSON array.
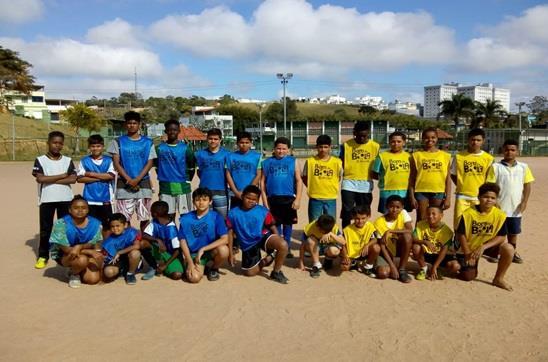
[[35, 173, 77, 185], [158, 249, 180, 274], [408, 156, 418, 209], [517, 182, 532, 214], [78, 172, 115, 183], [59, 242, 94, 260], [379, 235, 398, 279], [443, 169, 452, 210], [429, 245, 449, 281], [111, 238, 140, 264], [141, 232, 167, 252]]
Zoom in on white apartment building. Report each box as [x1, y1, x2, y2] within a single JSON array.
[[190, 106, 233, 138], [325, 94, 347, 104], [353, 96, 387, 110], [423, 83, 459, 118], [4, 85, 48, 119], [388, 100, 422, 116]]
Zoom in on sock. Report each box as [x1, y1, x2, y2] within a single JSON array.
[[126, 272, 134, 276], [313, 262, 322, 269], [283, 225, 293, 244], [364, 263, 373, 270], [421, 266, 428, 272]]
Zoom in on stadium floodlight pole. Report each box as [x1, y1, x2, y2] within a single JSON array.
[[515, 101, 526, 152], [11, 109, 15, 161], [257, 103, 266, 154], [276, 73, 293, 137]]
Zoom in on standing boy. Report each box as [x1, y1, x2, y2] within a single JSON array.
[[226, 131, 261, 209], [77, 134, 115, 238], [451, 128, 494, 227], [195, 128, 230, 218], [487, 139, 534, 263], [261, 137, 303, 258], [107, 111, 156, 230], [339, 121, 380, 227], [32, 131, 77, 269], [371, 131, 411, 214], [155, 119, 196, 220], [302, 135, 343, 222]]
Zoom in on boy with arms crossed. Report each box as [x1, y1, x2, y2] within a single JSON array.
[[32, 131, 77, 269]]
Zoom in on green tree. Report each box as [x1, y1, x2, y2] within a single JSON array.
[[61, 103, 105, 154], [264, 98, 299, 124], [0, 46, 36, 111], [216, 104, 258, 133], [527, 96, 547, 114], [437, 93, 475, 131], [473, 99, 506, 128], [218, 94, 238, 105], [357, 105, 377, 115]]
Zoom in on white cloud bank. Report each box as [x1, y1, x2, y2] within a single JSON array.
[[0, 0, 43, 24]]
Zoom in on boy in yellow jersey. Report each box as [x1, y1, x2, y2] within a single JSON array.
[[447, 183, 514, 291], [373, 195, 414, 283], [409, 127, 452, 222], [341, 205, 380, 278], [302, 135, 343, 222], [371, 131, 411, 214], [450, 128, 494, 227], [339, 121, 380, 227], [412, 205, 454, 281]]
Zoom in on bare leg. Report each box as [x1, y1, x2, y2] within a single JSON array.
[[412, 244, 426, 268], [493, 243, 513, 291]]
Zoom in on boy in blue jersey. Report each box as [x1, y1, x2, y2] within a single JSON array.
[[77, 134, 115, 238], [178, 188, 229, 283], [195, 128, 229, 218], [260, 137, 302, 258], [142, 201, 184, 280], [226, 131, 262, 210], [49, 196, 104, 288], [227, 185, 289, 284], [155, 119, 196, 220], [102, 213, 142, 285], [107, 111, 157, 230]]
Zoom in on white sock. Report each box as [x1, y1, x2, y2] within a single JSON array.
[[364, 263, 373, 270], [421, 266, 428, 272], [313, 262, 322, 269]]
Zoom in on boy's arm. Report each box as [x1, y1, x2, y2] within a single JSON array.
[[301, 160, 308, 187], [293, 161, 303, 210], [59, 242, 95, 259], [408, 156, 417, 207], [186, 147, 196, 182], [260, 171, 269, 208], [196, 234, 228, 262], [112, 154, 132, 183], [161, 249, 180, 270], [391, 221, 414, 234], [133, 159, 154, 184], [179, 238, 195, 269], [450, 157, 457, 186], [225, 169, 240, 198], [227, 230, 235, 266], [443, 165, 452, 209], [370, 155, 381, 180], [379, 236, 398, 276], [251, 164, 261, 187], [518, 182, 532, 214]]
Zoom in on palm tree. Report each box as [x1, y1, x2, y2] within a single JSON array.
[[437, 94, 475, 131], [474, 99, 506, 128]]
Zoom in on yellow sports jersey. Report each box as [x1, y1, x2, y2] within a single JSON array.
[[343, 222, 377, 259], [413, 220, 454, 254], [459, 206, 506, 252], [343, 139, 380, 180], [413, 150, 451, 193], [378, 151, 411, 191], [306, 156, 342, 199], [304, 220, 340, 240], [373, 213, 407, 256], [454, 151, 494, 197]]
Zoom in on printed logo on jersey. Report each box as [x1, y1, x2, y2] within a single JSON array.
[[422, 232, 442, 251], [352, 149, 371, 161], [204, 159, 222, 170], [471, 221, 494, 235], [231, 160, 253, 173], [463, 160, 484, 174], [421, 159, 443, 171], [389, 159, 410, 172], [191, 222, 208, 238], [267, 164, 289, 176], [313, 164, 334, 178]]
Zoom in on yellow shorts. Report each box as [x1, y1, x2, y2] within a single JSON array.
[[454, 198, 479, 228]]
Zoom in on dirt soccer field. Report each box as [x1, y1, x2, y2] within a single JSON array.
[[0, 158, 547, 361]]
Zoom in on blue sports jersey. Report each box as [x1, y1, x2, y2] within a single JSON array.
[[117, 135, 153, 180], [62, 215, 102, 247], [226, 150, 261, 191], [102, 227, 139, 260], [147, 220, 179, 254], [227, 205, 272, 251], [195, 147, 229, 191], [81, 155, 113, 203], [178, 210, 227, 253], [156, 141, 189, 183], [262, 155, 296, 197]]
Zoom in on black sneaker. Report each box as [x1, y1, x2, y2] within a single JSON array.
[[512, 252, 523, 264], [125, 273, 137, 285], [286, 251, 294, 259], [398, 269, 412, 284], [270, 270, 289, 284], [309, 266, 321, 278], [362, 267, 376, 278], [323, 258, 333, 270], [206, 267, 220, 281]]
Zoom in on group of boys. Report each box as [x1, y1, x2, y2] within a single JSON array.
[[33, 112, 533, 291]]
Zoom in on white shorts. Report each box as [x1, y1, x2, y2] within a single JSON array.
[[160, 193, 192, 215], [115, 198, 152, 222]]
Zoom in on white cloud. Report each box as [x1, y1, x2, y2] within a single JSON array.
[[86, 18, 143, 48], [0, 0, 43, 24]]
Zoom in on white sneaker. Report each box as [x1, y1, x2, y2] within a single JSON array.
[[68, 274, 82, 288]]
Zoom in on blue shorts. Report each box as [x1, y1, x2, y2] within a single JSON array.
[[506, 217, 521, 235], [414, 192, 445, 201], [308, 198, 336, 222]]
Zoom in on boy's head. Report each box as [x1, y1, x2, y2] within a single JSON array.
[[273, 137, 290, 158], [421, 127, 438, 148], [108, 213, 128, 235], [69, 195, 89, 219], [353, 121, 370, 144], [87, 134, 104, 157], [385, 195, 405, 219], [316, 134, 332, 157], [192, 187, 213, 212], [316, 214, 336, 233], [207, 128, 222, 150], [237, 131, 253, 153], [502, 139, 519, 161], [241, 185, 261, 210], [426, 205, 443, 227], [351, 205, 371, 228], [124, 111, 141, 134], [478, 182, 500, 211], [467, 128, 485, 153], [47, 131, 65, 155], [164, 119, 181, 142], [388, 131, 406, 152], [150, 201, 169, 219]]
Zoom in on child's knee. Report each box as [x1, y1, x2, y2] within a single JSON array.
[[170, 272, 183, 280], [243, 267, 260, 277], [82, 272, 101, 285], [72, 255, 88, 269], [446, 260, 460, 274], [128, 249, 141, 260], [370, 243, 381, 254], [215, 245, 229, 259], [103, 267, 118, 280], [325, 246, 340, 258], [412, 244, 422, 257], [376, 266, 390, 279], [459, 268, 477, 282], [500, 242, 514, 257]]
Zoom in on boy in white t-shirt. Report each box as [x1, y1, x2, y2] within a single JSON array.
[[487, 139, 534, 264], [32, 131, 77, 269]]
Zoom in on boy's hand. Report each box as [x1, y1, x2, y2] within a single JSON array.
[[157, 263, 166, 274], [470, 245, 484, 264], [319, 233, 331, 244], [442, 198, 451, 210], [424, 241, 436, 253], [292, 199, 300, 210], [360, 246, 369, 258], [409, 196, 418, 210], [194, 248, 204, 265], [185, 263, 199, 280], [111, 253, 120, 264], [157, 239, 167, 252], [126, 178, 138, 188], [428, 267, 439, 281], [389, 265, 399, 280], [516, 202, 527, 214], [68, 245, 82, 259], [235, 191, 242, 200], [228, 250, 235, 267]]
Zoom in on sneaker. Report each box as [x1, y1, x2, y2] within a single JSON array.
[[206, 267, 220, 281], [309, 266, 321, 278], [286, 251, 294, 259], [512, 252, 523, 264], [68, 274, 81, 288], [34, 257, 48, 269], [125, 273, 137, 285], [484, 255, 499, 263], [416, 269, 426, 281], [398, 269, 412, 283], [141, 268, 156, 281], [270, 270, 289, 284], [362, 267, 376, 278], [323, 258, 333, 270]]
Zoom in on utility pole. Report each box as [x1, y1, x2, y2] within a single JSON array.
[[276, 73, 293, 137], [515, 101, 526, 152], [11, 110, 15, 161], [257, 103, 266, 154]]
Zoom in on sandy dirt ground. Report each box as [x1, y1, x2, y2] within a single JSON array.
[[0, 158, 547, 361]]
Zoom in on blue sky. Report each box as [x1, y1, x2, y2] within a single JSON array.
[[1, 0, 546, 108]]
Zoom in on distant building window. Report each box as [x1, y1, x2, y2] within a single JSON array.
[[50, 112, 60, 121], [32, 96, 44, 103], [22, 97, 29, 103]]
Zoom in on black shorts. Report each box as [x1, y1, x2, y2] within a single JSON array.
[[424, 253, 455, 266], [241, 233, 276, 270], [268, 196, 298, 225], [104, 254, 130, 276], [506, 217, 522, 235], [89, 204, 113, 229]]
